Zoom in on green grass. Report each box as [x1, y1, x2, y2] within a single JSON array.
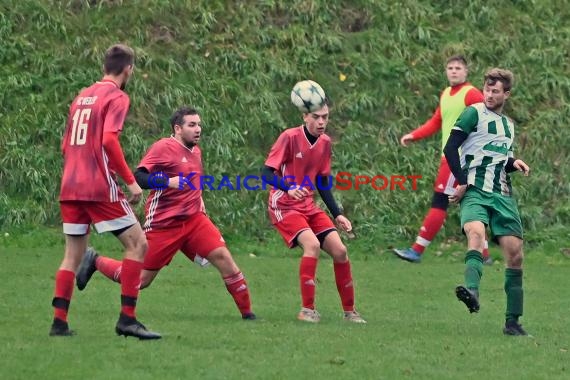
[[2, 229, 570, 379]]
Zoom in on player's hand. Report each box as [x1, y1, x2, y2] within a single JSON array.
[[287, 186, 309, 200], [126, 182, 143, 205], [513, 159, 530, 176], [400, 133, 414, 147], [449, 184, 467, 204], [335, 215, 352, 233], [168, 176, 181, 189]]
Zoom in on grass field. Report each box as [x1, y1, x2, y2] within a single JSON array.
[[1, 228, 569, 380]]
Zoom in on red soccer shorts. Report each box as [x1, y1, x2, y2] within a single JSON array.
[[273, 209, 336, 248], [434, 156, 457, 195], [60, 199, 138, 235], [143, 212, 226, 271]]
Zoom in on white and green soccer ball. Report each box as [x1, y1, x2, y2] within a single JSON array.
[[290, 80, 326, 113]]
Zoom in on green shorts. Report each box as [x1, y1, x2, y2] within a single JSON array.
[[460, 186, 523, 242]]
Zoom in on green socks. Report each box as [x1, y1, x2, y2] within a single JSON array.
[[464, 250, 484, 291], [505, 268, 523, 322], [463, 250, 524, 322]]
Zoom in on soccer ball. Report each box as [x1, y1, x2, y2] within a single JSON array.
[[290, 80, 326, 113]]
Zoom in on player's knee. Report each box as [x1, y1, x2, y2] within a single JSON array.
[[464, 224, 485, 250], [208, 247, 239, 274], [208, 247, 231, 262], [122, 230, 148, 260], [507, 250, 524, 268], [331, 244, 348, 262], [302, 240, 321, 257], [505, 241, 524, 268], [133, 235, 148, 257], [467, 230, 485, 244], [133, 231, 148, 251], [431, 192, 449, 210]]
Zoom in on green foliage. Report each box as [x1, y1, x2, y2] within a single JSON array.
[[1, 0, 568, 244]]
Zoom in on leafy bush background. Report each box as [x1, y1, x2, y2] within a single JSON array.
[[1, 0, 568, 244]]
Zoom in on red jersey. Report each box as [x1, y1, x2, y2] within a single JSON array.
[[139, 137, 205, 231], [60, 80, 130, 201], [265, 126, 332, 223]]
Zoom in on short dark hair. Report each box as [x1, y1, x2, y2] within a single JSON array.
[[170, 106, 199, 133], [103, 44, 135, 75], [446, 55, 468, 67], [484, 68, 514, 92]]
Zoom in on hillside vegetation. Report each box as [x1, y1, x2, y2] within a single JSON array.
[[1, 0, 568, 244]]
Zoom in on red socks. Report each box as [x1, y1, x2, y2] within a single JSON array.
[[223, 271, 252, 316], [94, 256, 143, 317], [300, 257, 356, 312], [334, 261, 355, 312], [96, 256, 122, 282], [412, 208, 447, 254], [53, 258, 142, 322], [52, 269, 75, 322], [120, 259, 143, 318], [299, 256, 318, 309]]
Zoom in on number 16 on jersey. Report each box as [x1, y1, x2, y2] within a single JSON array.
[[70, 108, 91, 146]]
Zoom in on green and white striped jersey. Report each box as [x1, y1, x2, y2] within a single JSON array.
[[453, 103, 515, 196]]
